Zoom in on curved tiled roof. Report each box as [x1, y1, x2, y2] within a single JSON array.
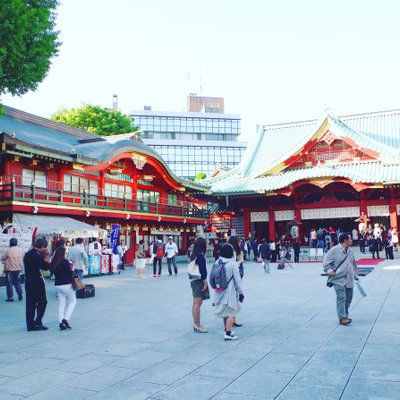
[[0, 106, 207, 191], [207, 109, 400, 195]]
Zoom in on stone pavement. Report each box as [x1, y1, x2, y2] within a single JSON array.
[[1, 258, 400, 400]]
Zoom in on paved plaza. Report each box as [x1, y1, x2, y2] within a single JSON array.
[[1, 257, 400, 400]]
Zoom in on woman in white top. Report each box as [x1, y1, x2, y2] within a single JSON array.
[[135, 240, 146, 278]]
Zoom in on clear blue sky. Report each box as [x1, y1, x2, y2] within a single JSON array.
[[2, 0, 400, 139]]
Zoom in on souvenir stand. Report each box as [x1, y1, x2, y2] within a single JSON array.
[[12, 214, 107, 277], [0, 223, 34, 285]]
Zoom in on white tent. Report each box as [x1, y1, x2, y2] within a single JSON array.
[[12, 214, 107, 238]]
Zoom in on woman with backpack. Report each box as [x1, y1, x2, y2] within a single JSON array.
[[189, 237, 209, 333], [211, 243, 244, 340]]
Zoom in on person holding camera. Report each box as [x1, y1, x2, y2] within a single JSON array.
[[323, 232, 358, 326], [212, 243, 244, 340]]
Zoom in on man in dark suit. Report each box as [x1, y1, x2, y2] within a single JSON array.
[[24, 238, 51, 331]]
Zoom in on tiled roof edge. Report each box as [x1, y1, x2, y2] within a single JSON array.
[[3, 106, 95, 140]]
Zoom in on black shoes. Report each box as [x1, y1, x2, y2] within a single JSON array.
[[5, 298, 14, 302], [27, 325, 48, 331], [59, 322, 67, 330], [18, 293, 23, 301], [62, 319, 72, 329]]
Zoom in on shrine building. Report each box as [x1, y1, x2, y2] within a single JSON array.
[[0, 106, 209, 259], [205, 110, 400, 243]]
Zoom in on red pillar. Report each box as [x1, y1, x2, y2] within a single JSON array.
[[360, 190, 368, 216], [389, 188, 398, 229], [269, 210, 275, 241], [99, 171, 105, 195], [182, 232, 188, 253], [243, 209, 251, 238]]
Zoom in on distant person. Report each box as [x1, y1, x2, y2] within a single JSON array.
[[369, 237, 380, 259], [152, 239, 164, 277], [135, 240, 146, 279], [50, 246, 76, 330], [259, 238, 271, 273], [189, 237, 209, 333], [165, 236, 179, 276], [24, 238, 51, 331], [358, 233, 365, 253], [67, 238, 88, 280], [323, 233, 358, 326], [2, 238, 24, 302], [293, 240, 300, 263]]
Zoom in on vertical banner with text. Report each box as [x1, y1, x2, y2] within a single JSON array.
[[110, 224, 121, 254]]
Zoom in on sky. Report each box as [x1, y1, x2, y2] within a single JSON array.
[[2, 0, 400, 140]]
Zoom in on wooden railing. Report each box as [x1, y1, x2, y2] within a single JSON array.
[[0, 176, 210, 219]]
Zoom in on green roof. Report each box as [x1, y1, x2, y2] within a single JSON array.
[[207, 110, 400, 195]]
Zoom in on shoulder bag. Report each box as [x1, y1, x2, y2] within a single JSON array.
[[326, 252, 349, 287]]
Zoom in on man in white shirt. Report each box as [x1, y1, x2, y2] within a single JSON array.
[[165, 236, 178, 276], [67, 238, 88, 280]]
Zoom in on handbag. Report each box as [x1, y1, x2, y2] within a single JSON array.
[[187, 259, 201, 280], [326, 252, 349, 287], [356, 280, 368, 297], [72, 275, 85, 291]]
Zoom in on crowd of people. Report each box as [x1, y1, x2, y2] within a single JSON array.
[[2, 236, 128, 332], [309, 224, 399, 260]]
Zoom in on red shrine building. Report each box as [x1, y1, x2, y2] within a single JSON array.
[[206, 110, 400, 243], [0, 106, 209, 257]]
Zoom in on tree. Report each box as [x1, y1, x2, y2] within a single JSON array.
[[0, 0, 60, 113], [51, 104, 137, 136], [194, 172, 207, 182]]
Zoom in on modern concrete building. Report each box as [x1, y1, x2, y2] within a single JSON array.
[[129, 95, 247, 179]]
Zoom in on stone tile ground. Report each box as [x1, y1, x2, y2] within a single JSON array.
[[0, 257, 399, 399]]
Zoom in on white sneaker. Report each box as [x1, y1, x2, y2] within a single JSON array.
[[224, 332, 237, 340]]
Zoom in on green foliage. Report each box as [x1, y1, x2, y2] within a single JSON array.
[[194, 172, 207, 182], [0, 0, 60, 105], [51, 104, 137, 136]]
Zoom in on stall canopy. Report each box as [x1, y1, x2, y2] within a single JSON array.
[[12, 214, 107, 238]]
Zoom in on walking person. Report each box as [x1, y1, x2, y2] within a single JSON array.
[[391, 227, 398, 252], [135, 240, 146, 278], [24, 238, 51, 331], [358, 232, 366, 253], [228, 235, 244, 278], [152, 239, 164, 277], [50, 246, 76, 330], [369, 237, 380, 259], [165, 236, 179, 276], [2, 238, 24, 302], [259, 238, 271, 273], [293, 240, 300, 263], [323, 233, 359, 325], [189, 237, 209, 333], [67, 238, 88, 280], [212, 243, 244, 340]]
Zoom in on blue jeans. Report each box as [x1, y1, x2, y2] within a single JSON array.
[[333, 284, 353, 320], [75, 269, 83, 281], [167, 256, 177, 275], [6, 271, 23, 299], [263, 259, 270, 273]]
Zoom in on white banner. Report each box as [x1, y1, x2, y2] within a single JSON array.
[[301, 207, 360, 220], [274, 210, 294, 221], [367, 205, 390, 217], [250, 211, 269, 222]]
